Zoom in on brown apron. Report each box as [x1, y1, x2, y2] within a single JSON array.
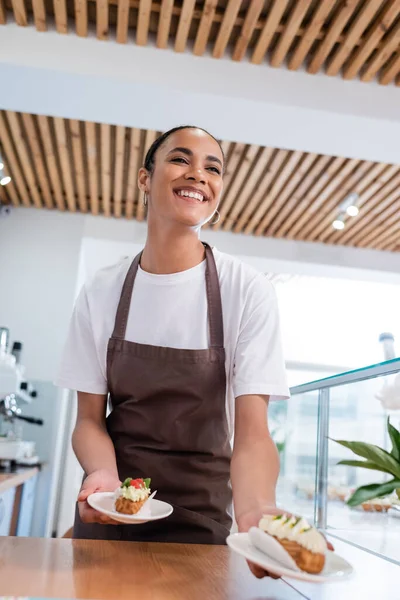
[[73, 243, 232, 544]]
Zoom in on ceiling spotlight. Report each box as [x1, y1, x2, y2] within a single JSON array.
[[332, 218, 345, 230], [343, 192, 359, 206], [346, 205, 359, 217], [0, 162, 4, 171], [0, 176, 11, 186]]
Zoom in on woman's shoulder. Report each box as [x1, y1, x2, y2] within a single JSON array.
[[84, 257, 132, 299], [213, 248, 275, 297]]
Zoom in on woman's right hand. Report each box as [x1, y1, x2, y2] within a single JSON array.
[[78, 469, 121, 525]]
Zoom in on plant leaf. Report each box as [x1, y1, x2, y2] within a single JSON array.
[[330, 438, 400, 479], [387, 418, 400, 461], [337, 459, 393, 474], [346, 480, 400, 507]]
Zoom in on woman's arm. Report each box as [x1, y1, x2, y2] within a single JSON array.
[[231, 393, 281, 578], [231, 393, 279, 525], [73, 391, 118, 476], [73, 392, 121, 524]]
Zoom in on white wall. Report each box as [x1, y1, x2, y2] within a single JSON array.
[[0, 207, 85, 381]]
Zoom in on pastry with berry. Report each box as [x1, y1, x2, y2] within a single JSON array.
[[114, 477, 151, 515]]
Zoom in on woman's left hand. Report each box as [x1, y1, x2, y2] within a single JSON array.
[[236, 505, 334, 579]]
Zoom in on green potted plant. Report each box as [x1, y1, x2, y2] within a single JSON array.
[[331, 418, 400, 507]]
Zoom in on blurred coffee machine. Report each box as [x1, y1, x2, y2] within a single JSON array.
[[0, 327, 42, 467]]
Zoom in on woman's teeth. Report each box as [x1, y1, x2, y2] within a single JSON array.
[[177, 190, 205, 202]]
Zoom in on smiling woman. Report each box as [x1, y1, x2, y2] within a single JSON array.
[[139, 126, 225, 232], [56, 124, 290, 577]]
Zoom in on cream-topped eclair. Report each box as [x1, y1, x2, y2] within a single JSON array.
[[258, 514, 327, 574]]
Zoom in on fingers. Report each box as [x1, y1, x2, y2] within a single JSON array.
[[247, 561, 280, 580], [78, 502, 119, 525]]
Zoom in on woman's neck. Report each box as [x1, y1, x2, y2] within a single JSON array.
[[141, 223, 206, 275]]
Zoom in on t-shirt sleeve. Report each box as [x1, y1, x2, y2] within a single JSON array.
[[233, 275, 290, 401], [55, 285, 108, 394]]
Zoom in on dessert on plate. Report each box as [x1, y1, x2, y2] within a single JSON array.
[[258, 514, 328, 574], [114, 477, 151, 515]]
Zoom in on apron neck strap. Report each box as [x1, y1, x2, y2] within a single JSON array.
[[112, 243, 224, 348]]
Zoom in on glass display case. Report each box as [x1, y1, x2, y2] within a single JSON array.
[[269, 359, 400, 564]]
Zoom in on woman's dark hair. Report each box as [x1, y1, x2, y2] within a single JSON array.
[[144, 125, 225, 174]]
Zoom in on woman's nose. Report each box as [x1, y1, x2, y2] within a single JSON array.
[[185, 165, 206, 185]]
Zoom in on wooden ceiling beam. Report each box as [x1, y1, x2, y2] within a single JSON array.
[[310, 159, 375, 242], [194, 0, 218, 56], [339, 169, 400, 245], [343, 0, 400, 80], [75, 0, 88, 37], [325, 164, 399, 244], [243, 149, 290, 235], [100, 123, 111, 217], [0, 112, 31, 207], [70, 119, 88, 213], [376, 224, 400, 251], [217, 144, 259, 229], [85, 121, 99, 216], [213, 0, 242, 59], [326, 0, 383, 77], [232, 0, 264, 62], [113, 126, 126, 218], [288, 0, 333, 71], [0, 0, 6, 24], [250, 151, 303, 235], [53, 117, 77, 213], [361, 20, 400, 82], [231, 146, 275, 233], [96, 0, 109, 40], [308, 0, 359, 75], [251, 0, 290, 65], [379, 52, 400, 85], [11, 0, 27, 26], [273, 154, 332, 238], [37, 115, 65, 211], [356, 198, 400, 247], [21, 113, 53, 210], [347, 190, 400, 247], [32, 0, 46, 31], [315, 161, 379, 242], [214, 142, 247, 230], [6, 111, 43, 209], [270, 0, 312, 68], [262, 152, 317, 236], [279, 154, 333, 239], [126, 128, 141, 219], [116, 0, 130, 44], [137, 0, 152, 46], [285, 155, 347, 239], [157, 0, 174, 49], [53, 0, 68, 34], [175, 0, 196, 53]]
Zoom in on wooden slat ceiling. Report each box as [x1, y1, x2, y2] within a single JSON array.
[[1, 109, 400, 252], [1, 0, 400, 86]]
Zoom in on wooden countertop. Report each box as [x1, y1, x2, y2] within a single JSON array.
[[1, 535, 399, 599], [0, 537, 304, 600], [0, 466, 38, 494]]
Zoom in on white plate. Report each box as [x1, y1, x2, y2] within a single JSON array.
[[227, 532, 354, 583], [87, 492, 173, 524]]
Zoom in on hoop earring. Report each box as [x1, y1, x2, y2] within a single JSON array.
[[143, 193, 148, 206], [210, 210, 220, 225]]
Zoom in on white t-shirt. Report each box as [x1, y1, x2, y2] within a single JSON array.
[[56, 248, 290, 436]]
